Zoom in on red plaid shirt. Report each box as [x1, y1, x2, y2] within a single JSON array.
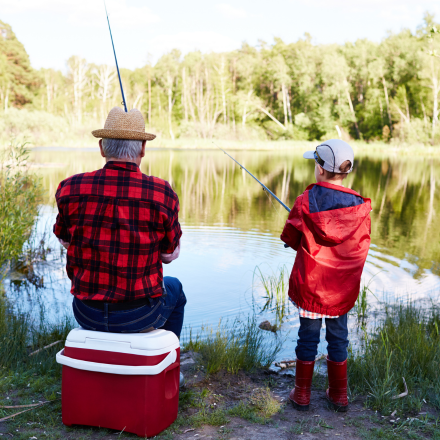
[[53, 161, 182, 302]]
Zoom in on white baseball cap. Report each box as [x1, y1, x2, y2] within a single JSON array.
[[303, 139, 354, 173]]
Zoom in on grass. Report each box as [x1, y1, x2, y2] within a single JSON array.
[[0, 298, 73, 371], [182, 315, 282, 374], [249, 387, 282, 418], [348, 304, 440, 414], [0, 297, 77, 438]]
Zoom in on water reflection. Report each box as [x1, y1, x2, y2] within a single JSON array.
[[8, 147, 440, 359]]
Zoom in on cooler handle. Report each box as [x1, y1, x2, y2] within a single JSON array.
[[56, 348, 177, 375]]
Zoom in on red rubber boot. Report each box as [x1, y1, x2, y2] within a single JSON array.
[[289, 359, 315, 411], [326, 357, 348, 412]]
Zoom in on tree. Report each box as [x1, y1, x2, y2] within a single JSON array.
[[67, 56, 89, 124], [0, 20, 35, 111]]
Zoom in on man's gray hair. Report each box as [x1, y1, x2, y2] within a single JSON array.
[[101, 138, 143, 160]]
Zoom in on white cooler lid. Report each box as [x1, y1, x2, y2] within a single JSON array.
[[65, 328, 180, 356]]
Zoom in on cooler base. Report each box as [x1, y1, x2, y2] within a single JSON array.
[[61, 363, 179, 438]]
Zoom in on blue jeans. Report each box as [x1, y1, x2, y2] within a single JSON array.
[[72, 277, 187, 338], [295, 314, 348, 363]]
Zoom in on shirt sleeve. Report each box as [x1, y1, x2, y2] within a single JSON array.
[[160, 190, 183, 254], [161, 240, 180, 263], [53, 183, 71, 242], [280, 194, 303, 251]]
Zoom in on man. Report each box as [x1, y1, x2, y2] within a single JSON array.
[[53, 107, 186, 347]]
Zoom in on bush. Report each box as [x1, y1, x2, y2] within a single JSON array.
[[0, 141, 42, 279]]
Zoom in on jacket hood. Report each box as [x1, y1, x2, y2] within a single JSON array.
[[303, 183, 371, 244]]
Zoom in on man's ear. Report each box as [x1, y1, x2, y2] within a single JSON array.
[[140, 141, 146, 158], [99, 139, 105, 158]]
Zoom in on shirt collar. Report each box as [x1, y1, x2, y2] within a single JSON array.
[[103, 161, 141, 173]]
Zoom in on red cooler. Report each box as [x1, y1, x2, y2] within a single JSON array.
[[56, 328, 180, 437]]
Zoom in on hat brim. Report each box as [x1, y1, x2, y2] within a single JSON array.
[[303, 150, 315, 159], [92, 129, 156, 141]]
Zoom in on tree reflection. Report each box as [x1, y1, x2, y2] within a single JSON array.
[[32, 149, 440, 276]]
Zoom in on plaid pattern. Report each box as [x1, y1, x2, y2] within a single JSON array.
[[53, 161, 182, 302], [290, 299, 339, 319]]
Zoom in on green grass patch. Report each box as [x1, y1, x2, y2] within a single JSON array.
[[227, 401, 267, 424], [189, 407, 229, 427], [182, 315, 282, 374], [227, 386, 281, 424], [349, 305, 440, 414]]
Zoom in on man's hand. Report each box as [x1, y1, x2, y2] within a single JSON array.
[[161, 241, 180, 264], [59, 239, 70, 250]]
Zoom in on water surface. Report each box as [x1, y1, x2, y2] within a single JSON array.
[[6, 147, 440, 360]]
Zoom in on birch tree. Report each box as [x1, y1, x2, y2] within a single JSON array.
[[67, 56, 89, 124]]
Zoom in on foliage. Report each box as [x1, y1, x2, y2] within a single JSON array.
[[182, 315, 282, 374], [348, 305, 440, 413], [0, 141, 42, 279], [2, 15, 440, 143], [0, 20, 36, 109]]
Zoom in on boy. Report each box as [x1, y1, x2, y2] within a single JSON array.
[[281, 139, 371, 412]]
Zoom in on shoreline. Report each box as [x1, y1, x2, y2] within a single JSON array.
[[25, 139, 440, 158]]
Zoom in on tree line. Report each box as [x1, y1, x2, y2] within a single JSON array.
[[1, 14, 440, 144]]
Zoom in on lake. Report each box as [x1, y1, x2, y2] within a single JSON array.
[[5, 146, 440, 360]]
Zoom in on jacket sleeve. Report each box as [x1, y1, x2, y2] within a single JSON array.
[[280, 194, 303, 251]]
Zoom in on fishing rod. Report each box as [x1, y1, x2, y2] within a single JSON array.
[[104, 1, 127, 112], [213, 143, 291, 248], [213, 142, 291, 213]]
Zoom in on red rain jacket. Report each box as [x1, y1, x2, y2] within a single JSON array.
[[281, 182, 371, 316]]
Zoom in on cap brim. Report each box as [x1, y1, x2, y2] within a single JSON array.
[[303, 151, 315, 159]]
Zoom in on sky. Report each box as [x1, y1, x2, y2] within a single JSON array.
[[1, 0, 440, 72]]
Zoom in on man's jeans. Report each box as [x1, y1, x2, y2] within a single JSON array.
[[72, 277, 187, 338], [295, 314, 348, 363]]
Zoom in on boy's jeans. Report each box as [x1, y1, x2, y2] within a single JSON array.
[[296, 314, 348, 363], [72, 276, 187, 338]]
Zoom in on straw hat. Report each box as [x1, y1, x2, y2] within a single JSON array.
[[92, 107, 156, 141]]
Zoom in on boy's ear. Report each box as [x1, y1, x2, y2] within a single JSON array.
[[317, 164, 325, 176]]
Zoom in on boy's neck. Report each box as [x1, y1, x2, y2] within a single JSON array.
[[317, 177, 345, 187]]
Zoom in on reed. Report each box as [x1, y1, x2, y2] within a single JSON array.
[[253, 265, 290, 330], [182, 315, 282, 375]]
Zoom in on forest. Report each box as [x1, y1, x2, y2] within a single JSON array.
[[1, 13, 440, 145]]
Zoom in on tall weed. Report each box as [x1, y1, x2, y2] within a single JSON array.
[[253, 265, 290, 329]]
